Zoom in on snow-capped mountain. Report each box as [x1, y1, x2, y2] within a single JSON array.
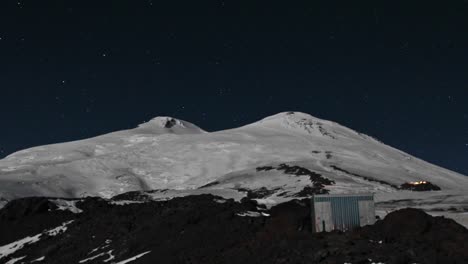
[[1, 112, 467, 226]]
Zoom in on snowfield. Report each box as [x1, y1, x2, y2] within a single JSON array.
[[1, 112, 467, 226]]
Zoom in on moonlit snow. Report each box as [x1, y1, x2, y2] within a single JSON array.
[[113, 251, 151, 264], [0, 220, 73, 261], [0, 112, 467, 226], [49, 199, 83, 213]]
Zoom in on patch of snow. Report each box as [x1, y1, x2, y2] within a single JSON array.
[[5, 256, 26, 264], [88, 247, 101, 255], [236, 211, 262, 217], [86, 239, 112, 257], [79, 250, 114, 263], [50, 199, 83, 213], [79, 252, 106, 263], [0, 235, 40, 260], [103, 250, 115, 263], [252, 198, 278, 207], [114, 251, 151, 264], [109, 200, 146, 206], [97, 190, 116, 199], [46, 220, 73, 236], [0, 221, 73, 260], [31, 256, 45, 262]]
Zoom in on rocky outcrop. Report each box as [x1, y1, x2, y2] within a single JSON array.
[[0, 194, 467, 264]]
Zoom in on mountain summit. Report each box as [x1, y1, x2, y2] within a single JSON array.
[[0, 112, 467, 226], [136, 116, 206, 134]]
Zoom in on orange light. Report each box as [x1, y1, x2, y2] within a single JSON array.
[[409, 181, 427, 185]]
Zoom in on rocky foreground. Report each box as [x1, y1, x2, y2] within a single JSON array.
[[0, 194, 467, 264]]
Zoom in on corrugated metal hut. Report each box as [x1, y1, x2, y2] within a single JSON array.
[[311, 193, 375, 232]]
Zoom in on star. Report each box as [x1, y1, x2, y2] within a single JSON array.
[[362, 94, 369, 103]]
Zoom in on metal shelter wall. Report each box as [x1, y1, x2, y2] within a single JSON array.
[[312, 194, 374, 232]]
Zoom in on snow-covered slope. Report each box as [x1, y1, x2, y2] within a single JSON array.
[[1, 112, 467, 225]]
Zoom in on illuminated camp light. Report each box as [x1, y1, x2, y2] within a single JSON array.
[[400, 180, 440, 191], [409, 181, 428, 185]]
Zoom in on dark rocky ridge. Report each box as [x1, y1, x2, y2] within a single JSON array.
[[330, 165, 400, 189], [257, 163, 335, 186], [0, 194, 467, 264], [330, 165, 443, 192]]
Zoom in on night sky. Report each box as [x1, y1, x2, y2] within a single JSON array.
[[1, 1, 467, 175]]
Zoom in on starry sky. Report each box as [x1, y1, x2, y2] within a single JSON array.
[[1, 1, 468, 175]]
